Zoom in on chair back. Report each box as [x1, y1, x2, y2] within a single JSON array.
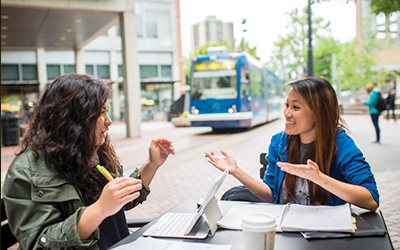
[[259, 153, 268, 179], [1, 198, 18, 249]]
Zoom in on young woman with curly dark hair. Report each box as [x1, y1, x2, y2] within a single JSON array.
[[3, 74, 175, 250]]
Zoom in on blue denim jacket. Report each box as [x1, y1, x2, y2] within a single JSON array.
[[263, 130, 379, 206]]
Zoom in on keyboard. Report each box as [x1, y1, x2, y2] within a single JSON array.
[[144, 213, 196, 237]]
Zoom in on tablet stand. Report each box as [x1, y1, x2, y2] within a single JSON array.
[[202, 196, 222, 236]]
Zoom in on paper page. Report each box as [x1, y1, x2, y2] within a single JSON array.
[[111, 237, 232, 250], [217, 204, 286, 230], [281, 203, 354, 232]]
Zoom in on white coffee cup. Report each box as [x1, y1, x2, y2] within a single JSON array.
[[241, 213, 276, 250]]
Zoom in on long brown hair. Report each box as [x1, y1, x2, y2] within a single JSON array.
[[18, 74, 121, 200], [284, 77, 347, 205]]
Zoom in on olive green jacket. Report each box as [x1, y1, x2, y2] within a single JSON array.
[[3, 149, 150, 250]]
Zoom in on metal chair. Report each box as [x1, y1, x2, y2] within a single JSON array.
[[1, 198, 18, 250], [221, 153, 268, 202]]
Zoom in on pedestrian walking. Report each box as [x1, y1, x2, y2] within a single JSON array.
[[205, 77, 379, 212], [3, 74, 175, 250], [386, 89, 396, 122], [364, 83, 381, 143]]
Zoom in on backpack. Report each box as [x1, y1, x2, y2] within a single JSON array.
[[375, 93, 386, 113]]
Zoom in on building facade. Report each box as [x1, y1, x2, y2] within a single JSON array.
[[356, 0, 400, 92], [1, 0, 184, 128], [190, 15, 234, 53]]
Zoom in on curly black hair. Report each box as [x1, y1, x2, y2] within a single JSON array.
[[18, 74, 121, 200]]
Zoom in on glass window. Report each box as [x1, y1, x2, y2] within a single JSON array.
[[116, 26, 121, 37], [137, 14, 143, 38], [140, 65, 158, 79], [22, 65, 38, 80], [249, 66, 264, 98], [86, 65, 94, 76], [118, 65, 123, 77], [1, 65, 19, 81], [146, 13, 158, 38], [47, 65, 61, 80], [158, 14, 171, 39], [161, 65, 172, 78], [97, 65, 110, 79], [63, 65, 75, 74]]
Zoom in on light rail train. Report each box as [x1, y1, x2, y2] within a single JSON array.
[[188, 49, 283, 130]]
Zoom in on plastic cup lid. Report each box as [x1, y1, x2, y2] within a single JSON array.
[[241, 213, 276, 232]]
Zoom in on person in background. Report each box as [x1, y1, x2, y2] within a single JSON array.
[[206, 77, 379, 212], [386, 88, 396, 122], [364, 83, 381, 143], [3, 74, 175, 250]]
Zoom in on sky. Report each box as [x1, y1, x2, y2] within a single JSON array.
[[180, 0, 356, 64]]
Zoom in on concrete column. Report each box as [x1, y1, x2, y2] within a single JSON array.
[[171, 0, 182, 100], [75, 47, 85, 74], [109, 26, 121, 121], [120, 11, 141, 138], [37, 48, 47, 96]]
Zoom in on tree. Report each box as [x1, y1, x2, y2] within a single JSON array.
[[267, 7, 330, 82], [336, 40, 377, 90], [267, 6, 380, 91], [368, 0, 400, 42], [313, 37, 341, 83], [370, 0, 400, 16]]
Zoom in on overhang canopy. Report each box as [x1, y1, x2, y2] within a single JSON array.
[[1, 3, 122, 50]]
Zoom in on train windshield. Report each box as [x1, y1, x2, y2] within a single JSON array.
[[191, 60, 237, 100]]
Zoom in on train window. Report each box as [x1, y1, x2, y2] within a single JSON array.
[[192, 60, 237, 100], [249, 66, 264, 98]]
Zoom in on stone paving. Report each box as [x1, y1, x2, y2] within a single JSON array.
[[1, 115, 399, 249]]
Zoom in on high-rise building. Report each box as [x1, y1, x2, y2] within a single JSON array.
[[190, 16, 234, 53]]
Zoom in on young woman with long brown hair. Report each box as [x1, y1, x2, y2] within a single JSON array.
[[3, 74, 175, 249], [206, 77, 379, 211]]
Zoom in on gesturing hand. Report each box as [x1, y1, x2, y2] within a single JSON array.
[[148, 138, 175, 168], [277, 159, 321, 183], [205, 150, 239, 176], [96, 177, 142, 218]]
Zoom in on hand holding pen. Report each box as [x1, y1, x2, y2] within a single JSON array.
[[205, 150, 239, 176], [95, 165, 142, 217]]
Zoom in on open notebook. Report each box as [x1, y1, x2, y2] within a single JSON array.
[[217, 203, 355, 233], [143, 169, 228, 239]]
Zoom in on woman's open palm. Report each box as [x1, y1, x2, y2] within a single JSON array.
[[205, 150, 238, 175]]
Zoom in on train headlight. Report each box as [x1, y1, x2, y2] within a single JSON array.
[[228, 104, 237, 114], [191, 106, 199, 115]]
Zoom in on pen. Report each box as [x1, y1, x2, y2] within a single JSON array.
[[96, 165, 114, 182], [203, 154, 227, 159]]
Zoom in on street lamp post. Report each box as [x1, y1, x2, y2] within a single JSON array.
[[307, 0, 314, 77], [242, 18, 247, 52]]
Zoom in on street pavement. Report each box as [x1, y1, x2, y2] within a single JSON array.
[[1, 115, 399, 249]]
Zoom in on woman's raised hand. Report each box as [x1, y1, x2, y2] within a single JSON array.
[[148, 138, 175, 168], [205, 150, 239, 176]]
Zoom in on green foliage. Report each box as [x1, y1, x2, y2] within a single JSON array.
[[336, 40, 377, 90], [313, 37, 341, 83], [267, 6, 379, 91], [266, 7, 330, 82], [370, 0, 400, 16]]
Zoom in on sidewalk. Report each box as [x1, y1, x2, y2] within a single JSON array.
[[1, 115, 400, 249]]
